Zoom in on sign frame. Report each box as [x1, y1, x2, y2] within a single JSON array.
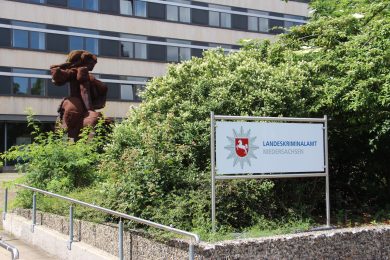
[[210, 112, 330, 232]]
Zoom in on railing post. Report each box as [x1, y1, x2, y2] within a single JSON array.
[[31, 192, 36, 232], [3, 188, 8, 220], [118, 218, 123, 260], [189, 243, 195, 260], [67, 205, 74, 250]]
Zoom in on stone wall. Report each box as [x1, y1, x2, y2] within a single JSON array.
[[10, 209, 390, 259]]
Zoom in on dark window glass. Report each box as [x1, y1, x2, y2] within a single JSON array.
[[29, 31, 45, 49], [231, 7, 247, 30], [31, 78, 45, 95], [269, 12, 284, 34], [13, 77, 29, 95], [106, 83, 120, 99], [101, 0, 119, 14], [86, 38, 98, 53], [18, 0, 45, 3], [0, 76, 11, 95], [147, 37, 166, 61], [68, 0, 82, 9], [47, 80, 68, 97], [46, 25, 68, 52], [12, 21, 45, 50], [69, 0, 98, 11], [191, 41, 207, 58], [147, 3, 166, 20], [100, 31, 119, 57], [6, 123, 31, 151], [69, 36, 83, 50], [12, 69, 47, 96], [134, 0, 146, 17], [100, 39, 119, 57], [84, 0, 98, 10], [0, 28, 11, 47], [13, 30, 29, 48], [191, 2, 208, 25], [69, 28, 99, 55], [47, 0, 66, 6]]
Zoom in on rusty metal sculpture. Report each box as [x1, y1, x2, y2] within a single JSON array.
[[50, 50, 108, 140]]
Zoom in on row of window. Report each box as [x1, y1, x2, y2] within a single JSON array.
[[0, 67, 147, 102], [15, 0, 306, 34], [0, 20, 236, 62]]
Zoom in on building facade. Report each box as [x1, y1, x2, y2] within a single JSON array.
[[0, 0, 309, 166]]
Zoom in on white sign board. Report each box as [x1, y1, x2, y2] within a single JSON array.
[[216, 121, 325, 174]]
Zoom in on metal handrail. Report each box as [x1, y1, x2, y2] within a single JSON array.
[[15, 184, 199, 259], [0, 239, 19, 260]]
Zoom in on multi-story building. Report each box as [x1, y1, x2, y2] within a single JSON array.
[[0, 0, 309, 167]]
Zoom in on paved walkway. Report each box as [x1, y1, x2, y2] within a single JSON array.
[[0, 232, 57, 260], [0, 172, 58, 259]]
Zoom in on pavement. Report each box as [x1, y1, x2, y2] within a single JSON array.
[[0, 172, 58, 260]]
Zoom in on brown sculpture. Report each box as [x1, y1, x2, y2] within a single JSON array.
[[50, 50, 108, 140]]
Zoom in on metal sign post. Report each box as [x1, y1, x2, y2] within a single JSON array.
[[210, 112, 330, 232]]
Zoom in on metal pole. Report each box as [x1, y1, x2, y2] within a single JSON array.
[[210, 111, 216, 232], [31, 192, 36, 232], [118, 218, 123, 260], [67, 205, 73, 250], [3, 188, 8, 220], [324, 115, 330, 227], [189, 243, 194, 260]]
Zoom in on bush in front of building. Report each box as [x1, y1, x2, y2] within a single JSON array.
[[97, 0, 390, 233], [2, 115, 110, 208]]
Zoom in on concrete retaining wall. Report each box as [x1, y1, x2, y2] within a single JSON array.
[[3, 209, 390, 259]]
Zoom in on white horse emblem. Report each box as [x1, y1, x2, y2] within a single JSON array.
[[235, 138, 249, 157]]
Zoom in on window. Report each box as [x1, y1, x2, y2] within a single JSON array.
[[120, 84, 134, 100], [209, 5, 220, 27], [47, 80, 68, 97], [166, 0, 190, 23], [12, 69, 46, 96], [119, 76, 147, 101], [120, 0, 133, 15], [209, 5, 231, 28], [23, 0, 45, 3], [284, 14, 305, 29], [12, 21, 45, 50], [231, 7, 247, 30], [46, 25, 68, 52], [134, 0, 147, 17], [167, 39, 191, 62], [147, 36, 166, 61], [248, 10, 269, 32], [69, 28, 99, 54], [100, 32, 120, 57], [220, 7, 231, 28], [191, 1, 208, 25], [68, 0, 98, 11], [120, 34, 147, 59]]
